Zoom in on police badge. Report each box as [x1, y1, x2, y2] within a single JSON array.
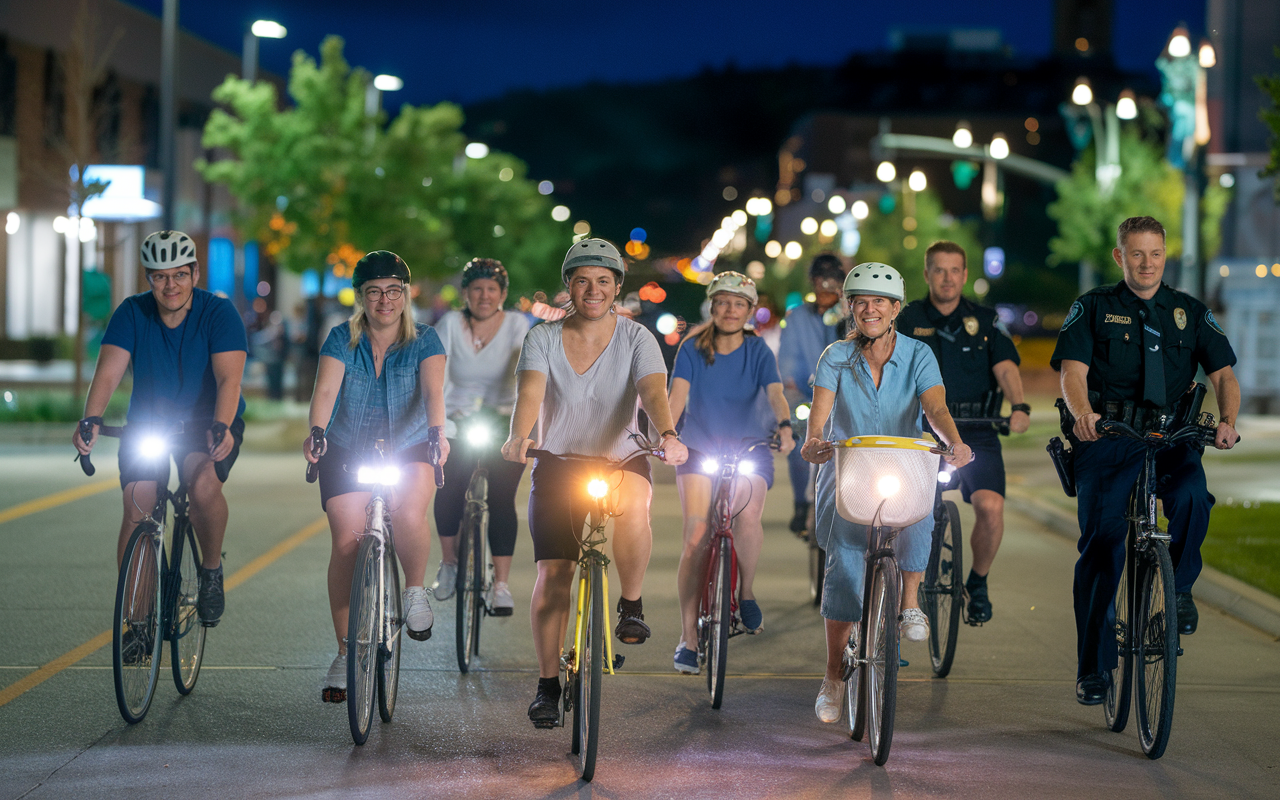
[[963, 316, 979, 336], [1174, 308, 1187, 330]]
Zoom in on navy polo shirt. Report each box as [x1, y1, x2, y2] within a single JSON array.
[[897, 296, 1020, 405]]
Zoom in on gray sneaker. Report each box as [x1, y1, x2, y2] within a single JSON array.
[[487, 581, 514, 617], [431, 561, 457, 601], [321, 654, 346, 703], [403, 586, 434, 641]]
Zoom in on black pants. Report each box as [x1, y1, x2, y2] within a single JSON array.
[[432, 439, 526, 557]]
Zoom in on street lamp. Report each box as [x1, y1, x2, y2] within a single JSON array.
[[1068, 77, 1124, 197], [952, 122, 973, 149], [1116, 90, 1138, 120], [366, 73, 403, 116], [988, 134, 1010, 160], [243, 19, 286, 83], [876, 161, 896, 182], [907, 170, 927, 192]]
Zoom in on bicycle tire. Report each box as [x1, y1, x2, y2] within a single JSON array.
[[844, 626, 862, 740], [706, 538, 732, 709], [455, 503, 480, 674], [1135, 541, 1178, 759], [377, 533, 402, 724], [113, 522, 163, 724], [865, 555, 900, 766], [347, 535, 381, 745], [809, 537, 825, 607], [577, 559, 604, 782], [1104, 525, 1135, 733], [169, 521, 206, 695], [922, 500, 963, 678]]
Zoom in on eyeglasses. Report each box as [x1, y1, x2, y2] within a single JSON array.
[[363, 286, 405, 301], [147, 270, 193, 286]]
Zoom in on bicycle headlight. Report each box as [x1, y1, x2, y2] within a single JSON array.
[[795, 403, 811, 421], [877, 474, 901, 498], [701, 458, 719, 474], [586, 478, 609, 499], [357, 465, 401, 485], [138, 436, 166, 460], [465, 422, 492, 447], [938, 470, 952, 484], [739, 460, 755, 475]]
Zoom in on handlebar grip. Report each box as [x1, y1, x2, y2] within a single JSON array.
[[79, 453, 95, 476], [306, 461, 319, 483], [433, 463, 444, 489]]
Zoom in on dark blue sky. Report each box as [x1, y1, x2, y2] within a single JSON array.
[[125, 0, 1206, 108]]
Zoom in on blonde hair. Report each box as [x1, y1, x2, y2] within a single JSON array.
[[347, 293, 418, 349]]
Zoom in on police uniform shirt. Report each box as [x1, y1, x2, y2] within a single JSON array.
[[1050, 281, 1236, 408], [897, 296, 1020, 405]]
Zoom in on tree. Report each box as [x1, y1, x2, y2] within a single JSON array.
[[1258, 47, 1280, 201], [854, 188, 982, 301], [198, 36, 569, 295]]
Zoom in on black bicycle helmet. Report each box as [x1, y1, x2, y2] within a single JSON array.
[[461, 258, 509, 290], [808, 252, 845, 283], [352, 250, 411, 290]]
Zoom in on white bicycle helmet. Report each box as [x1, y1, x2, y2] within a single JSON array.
[[706, 271, 758, 305], [140, 230, 198, 270], [562, 238, 625, 284], [843, 262, 904, 302]]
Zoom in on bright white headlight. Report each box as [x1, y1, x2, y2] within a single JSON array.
[[739, 460, 755, 475], [139, 436, 166, 459], [357, 466, 377, 484], [380, 466, 401, 486], [465, 423, 491, 447], [795, 404, 811, 421], [587, 479, 609, 499], [702, 458, 719, 474], [877, 475, 901, 498], [357, 465, 401, 485], [938, 471, 952, 484]]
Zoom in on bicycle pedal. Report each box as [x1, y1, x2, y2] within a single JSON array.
[[1176, 646, 1184, 657], [488, 607, 514, 618], [612, 654, 625, 670], [531, 719, 557, 730], [321, 687, 346, 703]]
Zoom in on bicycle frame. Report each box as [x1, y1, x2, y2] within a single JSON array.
[[355, 446, 402, 656], [570, 497, 619, 679], [700, 439, 774, 638]]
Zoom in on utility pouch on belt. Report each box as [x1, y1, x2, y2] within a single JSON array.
[[1172, 382, 1207, 430], [1047, 435, 1077, 497]]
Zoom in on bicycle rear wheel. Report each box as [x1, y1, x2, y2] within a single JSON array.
[[576, 559, 604, 782], [706, 538, 732, 709], [922, 500, 963, 678], [1135, 541, 1178, 759], [347, 535, 381, 745], [809, 536, 825, 607], [114, 523, 163, 724], [1104, 527, 1135, 733], [865, 555, 900, 766], [377, 534, 402, 723], [169, 521, 206, 695], [455, 499, 482, 674]]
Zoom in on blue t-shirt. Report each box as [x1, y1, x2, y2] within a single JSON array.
[[672, 334, 782, 455], [102, 288, 247, 425]]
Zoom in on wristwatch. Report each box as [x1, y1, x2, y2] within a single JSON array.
[[777, 420, 793, 429], [1011, 403, 1032, 415]]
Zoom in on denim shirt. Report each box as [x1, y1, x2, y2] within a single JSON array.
[[320, 321, 446, 453]]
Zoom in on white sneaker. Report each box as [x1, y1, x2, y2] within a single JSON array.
[[487, 581, 514, 617], [321, 654, 345, 702], [900, 608, 929, 642], [431, 562, 457, 601], [815, 678, 844, 723], [403, 586, 434, 641]]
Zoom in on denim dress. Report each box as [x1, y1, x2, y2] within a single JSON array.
[[812, 335, 943, 622]]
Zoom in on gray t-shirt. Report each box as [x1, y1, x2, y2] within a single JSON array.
[[516, 315, 667, 460]]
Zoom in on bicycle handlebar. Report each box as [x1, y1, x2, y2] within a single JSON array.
[[427, 428, 445, 489], [1096, 418, 1223, 448], [526, 447, 663, 466], [305, 426, 325, 484], [76, 419, 124, 476]]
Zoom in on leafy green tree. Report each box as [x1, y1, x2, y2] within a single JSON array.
[[854, 188, 982, 300], [198, 36, 569, 295], [1258, 48, 1280, 201]]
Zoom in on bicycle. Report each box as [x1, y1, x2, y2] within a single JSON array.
[[342, 433, 445, 745], [76, 419, 225, 724], [526, 437, 663, 783], [830, 435, 948, 766], [696, 436, 779, 709], [1093, 415, 1218, 760], [453, 412, 505, 675]]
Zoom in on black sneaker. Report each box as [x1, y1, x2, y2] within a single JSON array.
[[1076, 672, 1109, 705], [197, 564, 225, 627], [966, 572, 992, 624], [789, 501, 810, 534], [1176, 592, 1198, 635], [614, 598, 651, 644], [528, 680, 561, 729]]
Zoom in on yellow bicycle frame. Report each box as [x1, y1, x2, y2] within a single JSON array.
[[570, 508, 618, 677]]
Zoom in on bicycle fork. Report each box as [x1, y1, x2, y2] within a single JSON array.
[[571, 562, 619, 677]]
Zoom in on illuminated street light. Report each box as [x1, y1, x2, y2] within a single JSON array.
[[1116, 90, 1138, 120], [851, 200, 870, 220], [784, 241, 803, 260], [876, 161, 896, 182], [243, 19, 287, 84], [800, 217, 818, 235], [374, 74, 404, 92], [731, 209, 748, 226], [251, 20, 287, 38], [464, 142, 489, 159], [764, 240, 782, 258], [819, 219, 839, 237], [989, 134, 1010, 160], [908, 170, 927, 192], [1198, 40, 1216, 68], [1072, 77, 1094, 106], [1167, 29, 1191, 58], [952, 122, 973, 149], [551, 205, 571, 222], [827, 195, 846, 214]]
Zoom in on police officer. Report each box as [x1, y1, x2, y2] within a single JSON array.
[[1051, 215, 1240, 705], [898, 240, 1029, 624]]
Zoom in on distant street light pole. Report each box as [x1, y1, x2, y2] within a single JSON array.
[[365, 74, 403, 146], [242, 20, 286, 84], [159, 0, 177, 231]]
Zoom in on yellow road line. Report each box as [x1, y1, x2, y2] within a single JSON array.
[[0, 479, 117, 526], [0, 515, 328, 708]]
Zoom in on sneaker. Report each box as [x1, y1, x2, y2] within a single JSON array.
[[487, 581, 514, 617], [900, 608, 929, 642], [528, 679, 561, 729], [615, 598, 651, 645], [815, 677, 843, 723], [197, 564, 224, 627], [1176, 592, 1198, 635], [321, 654, 346, 703], [403, 586, 434, 641], [966, 572, 992, 624], [674, 642, 700, 674], [789, 501, 811, 534], [739, 599, 763, 633], [431, 561, 457, 601]]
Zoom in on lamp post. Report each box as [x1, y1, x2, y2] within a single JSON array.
[[242, 20, 287, 84]]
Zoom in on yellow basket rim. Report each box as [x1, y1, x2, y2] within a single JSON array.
[[833, 435, 939, 451]]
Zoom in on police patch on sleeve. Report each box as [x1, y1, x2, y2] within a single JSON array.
[[1061, 301, 1083, 331], [1206, 309, 1225, 335]]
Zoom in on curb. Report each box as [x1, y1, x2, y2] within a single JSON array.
[[1005, 486, 1280, 640]]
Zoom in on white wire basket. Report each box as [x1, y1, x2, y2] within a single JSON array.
[[832, 435, 941, 527]]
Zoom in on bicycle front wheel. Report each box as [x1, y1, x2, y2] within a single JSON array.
[[808, 535, 825, 607], [347, 536, 382, 745], [377, 533, 402, 724], [576, 559, 604, 782], [1135, 541, 1178, 759], [455, 501, 482, 673], [169, 521, 206, 695], [114, 523, 163, 724], [865, 555, 900, 766], [706, 538, 732, 709], [1104, 527, 1135, 733], [922, 500, 963, 678]]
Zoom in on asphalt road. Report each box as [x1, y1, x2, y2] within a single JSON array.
[[0, 441, 1277, 799]]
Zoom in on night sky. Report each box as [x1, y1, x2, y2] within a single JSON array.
[[122, 0, 1206, 109]]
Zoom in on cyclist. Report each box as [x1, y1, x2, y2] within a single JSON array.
[[501, 238, 688, 728], [897, 240, 1030, 624], [667, 271, 794, 673], [429, 257, 530, 615], [303, 251, 450, 703], [1050, 216, 1239, 705], [801, 262, 971, 723], [73, 230, 247, 629], [777, 253, 845, 533]]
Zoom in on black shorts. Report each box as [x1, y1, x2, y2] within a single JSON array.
[[954, 428, 1005, 503], [117, 418, 245, 489], [527, 454, 651, 562], [317, 440, 434, 511]]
